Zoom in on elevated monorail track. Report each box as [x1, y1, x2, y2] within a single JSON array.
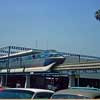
[[0, 62, 100, 74], [55, 62, 100, 70]]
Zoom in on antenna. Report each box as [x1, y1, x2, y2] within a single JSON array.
[[46, 40, 48, 50], [35, 40, 38, 49]]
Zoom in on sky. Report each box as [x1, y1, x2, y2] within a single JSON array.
[[0, 0, 100, 56]]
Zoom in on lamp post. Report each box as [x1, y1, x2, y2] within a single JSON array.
[[5, 46, 10, 86]]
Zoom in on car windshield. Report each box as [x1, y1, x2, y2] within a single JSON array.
[[51, 94, 90, 99], [34, 92, 54, 99], [0, 89, 34, 99]]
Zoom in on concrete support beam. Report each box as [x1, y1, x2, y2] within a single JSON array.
[[0, 76, 5, 87]]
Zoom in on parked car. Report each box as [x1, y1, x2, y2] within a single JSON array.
[[0, 88, 54, 99], [51, 87, 100, 99]]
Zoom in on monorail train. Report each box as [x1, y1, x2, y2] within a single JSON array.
[[0, 50, 65, 69]]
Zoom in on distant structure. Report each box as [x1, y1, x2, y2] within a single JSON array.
[[0, 46, 100, 89]]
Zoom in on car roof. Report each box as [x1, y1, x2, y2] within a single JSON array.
[[53, 87, 100, 98], [4, 88, 54, 93]]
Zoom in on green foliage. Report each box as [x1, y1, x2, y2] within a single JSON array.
[[95, 9, 100, 21]]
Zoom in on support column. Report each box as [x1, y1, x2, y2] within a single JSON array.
[[24, 75, 30, 88], [68, 74, 75, 87], [0, 75, 4, 87], [76, 74, 80, 87]]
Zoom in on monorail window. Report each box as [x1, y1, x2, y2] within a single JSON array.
[[35, 53, 48, 59], [48, 54, 62, 57], [35, 54, 41, 59], [10, 58, 19, 62], [0, 60, 7, 68], [32, 55, 35, 59], [0, 60, 6, 63], [22, 55, 33, 60]]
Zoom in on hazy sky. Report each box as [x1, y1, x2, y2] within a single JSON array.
[[0, 0, 100, 56]]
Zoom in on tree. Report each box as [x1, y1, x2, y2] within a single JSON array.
[[95, 9, 100, 21]]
